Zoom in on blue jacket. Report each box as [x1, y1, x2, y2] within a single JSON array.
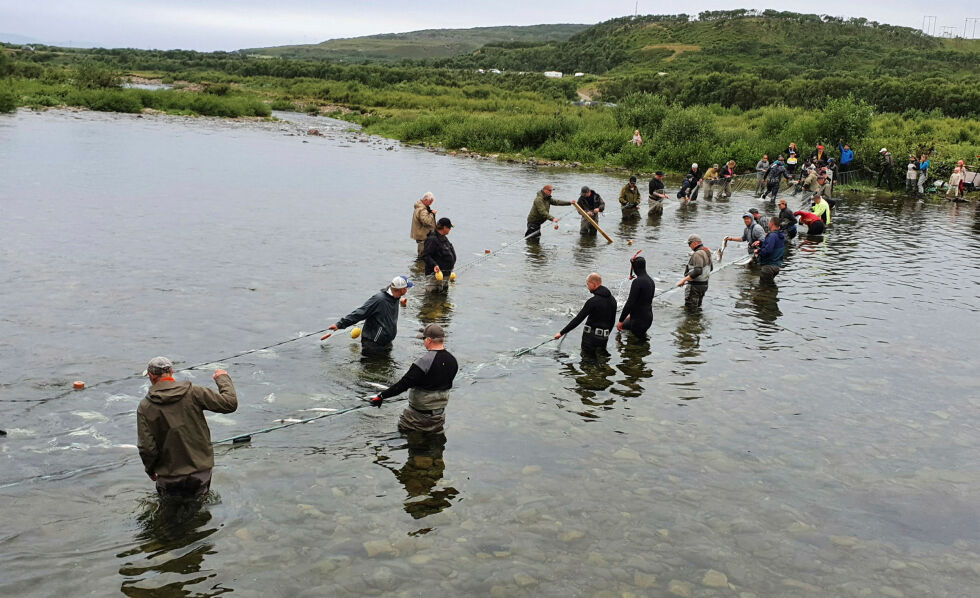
[[757, 230, 786, 267], [838, 141, 854, 166], [918, 159, 930, 174]]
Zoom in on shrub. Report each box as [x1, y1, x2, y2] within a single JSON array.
[[72, 62, 121, 89], [0, 87, 17, 113], [270, 98, 296, 111], [815, 95, 873, 143], [614, 93, 670, 134]]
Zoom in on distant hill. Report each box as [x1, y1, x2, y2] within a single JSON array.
[[435, 10, 980, 81], [244, 24, 591, 61]]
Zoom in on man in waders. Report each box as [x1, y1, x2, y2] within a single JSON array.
[[677, 235, 712, 312], [877, 148, 894, 191], [555, 272, 617, 358], [793, 210, 826, 236], [328, 276, 411, 355], [617, 255, 654, 339], [619, 176, 641, 219], [526, 184, 574, 240], [137, 357, 238, 497], [411, 192, 437, 258], [755, 217, 785, 285], [577, 186, 605, 235], [369, 324, 458, 433], [421, 217, 456, 292], [726, 214, 766, 258], [648, 171, 668, 216], [777, 198, 798, 240]]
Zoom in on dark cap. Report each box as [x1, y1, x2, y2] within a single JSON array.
[[417, 323, 445, 340], [748, 208, 760, 215], [654, 171, 664, 176], [629, 176, 636, 183], [437, 217, 453, 229], [580, 185, 590, 194]]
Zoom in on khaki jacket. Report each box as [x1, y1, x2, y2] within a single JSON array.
[[703, 167, 719, 181], [137, 374, 238, 477], [801, 171, 819, 191], [411, 200, 436, 241], [527, 190, 571, 225], [619, 183, 641, 207]]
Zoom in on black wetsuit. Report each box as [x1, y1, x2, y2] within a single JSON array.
[[619, 257, 654, 338], [561, 285, 617, 357]]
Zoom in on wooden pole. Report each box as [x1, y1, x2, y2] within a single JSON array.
[[572, 202, 614, 244]]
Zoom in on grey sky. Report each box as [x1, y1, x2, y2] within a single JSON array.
[[2, 1, 975, 50]]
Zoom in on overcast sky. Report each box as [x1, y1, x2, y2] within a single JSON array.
[[2, 1, 976, 50]]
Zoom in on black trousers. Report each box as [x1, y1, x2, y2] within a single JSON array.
[[684, 283, 708, 311], [760, 265, 780, 285], [525, 221, 542, 240], [763, 180, 780, 199], [581, 332, 610, 358], [877, 166, 894, 191], [807, 220, 825, 235]]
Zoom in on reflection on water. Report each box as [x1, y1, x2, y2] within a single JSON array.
[[118, 495, 226, 597], [374, 432, 458, 521], [613, 333, 653, 398]]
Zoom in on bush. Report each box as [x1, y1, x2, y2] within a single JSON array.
[[816, 95, 873, 143], [614, 93, 670, 134], [72, 62, 121, 89], [0, 87, 17, 113], [270, 98, 296, 111]]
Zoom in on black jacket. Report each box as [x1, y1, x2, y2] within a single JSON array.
[[561, 285, 617, 336], [619, 258, 654, 335], [421, 230, 457, 275], [578, 191, 605, 214], [649, 177, 666, 198], [777, 206, 797, 233], [688, 168, 703, 184]]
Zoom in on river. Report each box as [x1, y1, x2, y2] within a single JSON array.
[[1, 108, 978, 597]]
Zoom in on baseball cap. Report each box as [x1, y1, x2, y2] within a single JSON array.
[[654, 171, 664, 176], [417, 323, 445, 340], [691, 163, 698, 168], [391, 275, 413, 289], [437, 217, 453, 229], [687, 234, 701, 245], [580, 186, 590, 193], [742, 213, 754, 219], [144, 356, 173, 376], [880, 148, 887, 153], [629, 176, 637, 183], [748, 208, 760, 215]]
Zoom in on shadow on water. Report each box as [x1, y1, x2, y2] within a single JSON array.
[[374, 431, 458, 523], [612, 333, 653, 398], [118, 494, 229, 597], [669, 312, 707, 401]]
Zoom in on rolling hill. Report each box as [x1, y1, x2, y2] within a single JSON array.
[[245, 24, 590, 62]]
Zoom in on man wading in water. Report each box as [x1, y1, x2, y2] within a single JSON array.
[[137, 357, 238, 498], [677, 235, 713, 312], [526, 184, 574, 240], [421, 217, 456, 293], [577, 186, 605, 235], [555, 272, 617, 359], [369, 324, 458, 434], [410, 192, 437, 258], [328, 276, 411, 356]]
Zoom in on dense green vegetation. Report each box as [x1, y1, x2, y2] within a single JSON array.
[[245, 24, 590, 61], [435, 11, 980, 118], [1, 10, 978, 183]]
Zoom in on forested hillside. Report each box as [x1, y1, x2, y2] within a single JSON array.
[[435, 10, 980, 117], [245, 24, 590, 61]]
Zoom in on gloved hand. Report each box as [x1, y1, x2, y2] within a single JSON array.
[[369, 396, 383, 408]]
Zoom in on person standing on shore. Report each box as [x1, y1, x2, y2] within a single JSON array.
[[677, 235, 713, 312], [368, 324, 458, 434], [327, 276, 411, 355], [877, 148, 894, 191], [905, 156, 919, 196], [617, 255, 655, 339], [526, 185, 573, 240], [411, 192, 437, 258], [577, 186, 605, 235], [137, 357, 238, 498], [917, 153, 931, 195], [838, 139, 854, 169], [555, 273, 617, 359], [618, 176, 642, 218]]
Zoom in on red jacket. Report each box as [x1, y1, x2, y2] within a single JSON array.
[[793, 210, 821, 225]]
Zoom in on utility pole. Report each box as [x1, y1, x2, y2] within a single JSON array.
[[634, 1, 639, 17], [940, 26, 956, 38], [922, 15, 937, 36], [965, 18, 979, 39]]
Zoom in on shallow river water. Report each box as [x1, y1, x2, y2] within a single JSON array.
[[1, 109, 979, 597]]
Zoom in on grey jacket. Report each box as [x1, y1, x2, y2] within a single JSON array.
[[742, 222, 766, 254], [337, 288, 400, 346]]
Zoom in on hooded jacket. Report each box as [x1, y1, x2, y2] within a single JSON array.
[[757, 229, 786, 267], [411, 200, 436, 242], [766, 163, 789, 183], [421, 229, 456, 275], [137, 374, 238, 477], [337, 288, 400, 346], [527, 189, 571, 225], [578, 190, 605, 214], [561, 285, 617, 337], [619, 257, 654, 334], [741, 221, 767, 253]]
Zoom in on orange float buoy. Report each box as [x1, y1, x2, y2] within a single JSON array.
[[484, 249, 491, 254], [554, 224, 559, 230], [73, 381, 85, 390]]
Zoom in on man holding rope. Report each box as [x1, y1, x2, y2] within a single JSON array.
[[526, 184, 574, 240], [677, 235, 713, 312], [555, 272, 617, 359], [328, 276, 411, 356]]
